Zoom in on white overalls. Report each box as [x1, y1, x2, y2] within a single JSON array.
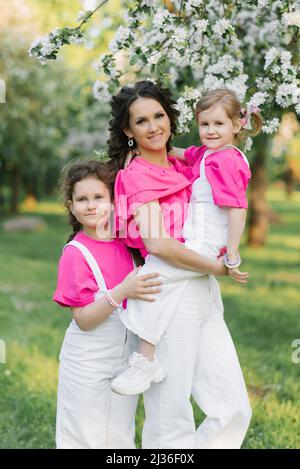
[[121, 148, 252, 448], [56, 240, 138, 449]]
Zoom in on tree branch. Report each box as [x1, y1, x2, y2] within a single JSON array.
[[76, 0, 109, 30]]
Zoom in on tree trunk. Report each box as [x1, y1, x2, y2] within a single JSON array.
[[10, 167, 21, 214], [283, 167, 295, 199], [247, 135, 270, 247]]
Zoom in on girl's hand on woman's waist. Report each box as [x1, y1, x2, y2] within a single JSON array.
[[112, 268, 162, 303]]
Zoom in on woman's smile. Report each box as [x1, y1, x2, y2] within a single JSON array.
[[125, 97, 171, 162]]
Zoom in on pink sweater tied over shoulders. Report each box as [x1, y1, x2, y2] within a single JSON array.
[[114, 156, 193, 257], [113, 146, 251, 257]]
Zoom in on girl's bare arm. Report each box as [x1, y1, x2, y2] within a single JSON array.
[[134, 200, 227, 276], [168, 146, 186, 160], [72, 270, 162, 331]]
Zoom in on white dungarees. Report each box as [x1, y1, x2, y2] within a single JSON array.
[[56, 240, 138, 449], [120, 148, 252, 448]]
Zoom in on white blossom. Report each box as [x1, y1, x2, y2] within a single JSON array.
[[185, 0, 204, 14], [76, 10, 87, 22], [181, 86, 202, 102], [69, 35, 85, 45], [153, 8, 170, 29], [226, 74, 248, 101], [148, 51, 162, 65], [212, 19, 232, 37], [264, 47, 281, 69], [109, 26, 131, 53], [256, 77, 273, 92], [262, 118, 280, 134], [206, 55, 243, 79], [192, 18, 209, 33], [139, 0, 153, 7], [244, 137, 253, 152], [203, 74, 225, 90], [283, 11, 300, 27], [174, 97, 194, 133], [30, 0, 300, 137], [93, 81, 111, 102], [248, 92, 268, 108], [276, 82, 300, 107], [258, 0, 268, 7]]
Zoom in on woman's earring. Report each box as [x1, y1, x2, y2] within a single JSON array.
[[128, 137, 134, 147]]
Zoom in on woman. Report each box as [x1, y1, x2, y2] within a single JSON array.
[[108, 80, 252, 449]]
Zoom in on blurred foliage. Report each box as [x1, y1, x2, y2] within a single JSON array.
[[270, 113, 300, 190], [0, 28, 79, 211], [0, 0, 124, 213]]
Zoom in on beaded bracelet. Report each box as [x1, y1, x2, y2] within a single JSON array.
[[224, 253, 241, 269], [105, 289, 122, 308]]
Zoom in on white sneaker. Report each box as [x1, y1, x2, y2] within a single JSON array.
[[111, 352, 165, 395]]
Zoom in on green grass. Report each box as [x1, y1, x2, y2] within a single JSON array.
[[0, 187, 299, 448]]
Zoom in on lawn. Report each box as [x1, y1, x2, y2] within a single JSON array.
[[0, 188, 299, 448]]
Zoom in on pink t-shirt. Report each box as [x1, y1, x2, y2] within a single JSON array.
[[53, 231, 134, 308], [114, 156, 192, 257], [184, 145, 251, 209]]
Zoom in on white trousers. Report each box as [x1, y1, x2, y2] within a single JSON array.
[[140, 275, 252, 449], [122, 255, 221, 345], [56, 312, 138, 449]]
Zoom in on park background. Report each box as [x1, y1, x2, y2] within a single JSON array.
[[0, 0, 300, 448]]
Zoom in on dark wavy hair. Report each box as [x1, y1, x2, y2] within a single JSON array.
[[107, 80, 179, 176]]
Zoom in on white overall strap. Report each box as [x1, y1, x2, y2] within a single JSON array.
[[224, 144, 250, 167], [200, 151, 209, 180], [65, 240, 107, 293]]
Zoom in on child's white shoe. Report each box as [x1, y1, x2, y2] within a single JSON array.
[[111, 352, 165, 395]]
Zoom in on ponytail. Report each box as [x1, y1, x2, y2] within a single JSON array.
[[248, 111, 263, 137], [66, 215, 82, 244]]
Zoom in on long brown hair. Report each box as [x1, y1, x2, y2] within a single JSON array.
[[107, 80, 179, 177]]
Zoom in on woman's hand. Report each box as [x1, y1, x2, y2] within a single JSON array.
[[112, 268, 162, 303]]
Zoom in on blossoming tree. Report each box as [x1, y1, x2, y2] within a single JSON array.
[[30, 0, 300, 245]]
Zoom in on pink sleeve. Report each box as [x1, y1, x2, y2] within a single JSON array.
[[209, 150, 251, 208], [53, 246, 98, 308], [184, 146, 205, 166]]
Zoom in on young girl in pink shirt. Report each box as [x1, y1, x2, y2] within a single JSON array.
[[176, 88, 262, 272], [53, 160, 161, 448]]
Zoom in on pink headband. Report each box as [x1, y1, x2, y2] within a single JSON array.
[[241, 105, 260, 130]]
